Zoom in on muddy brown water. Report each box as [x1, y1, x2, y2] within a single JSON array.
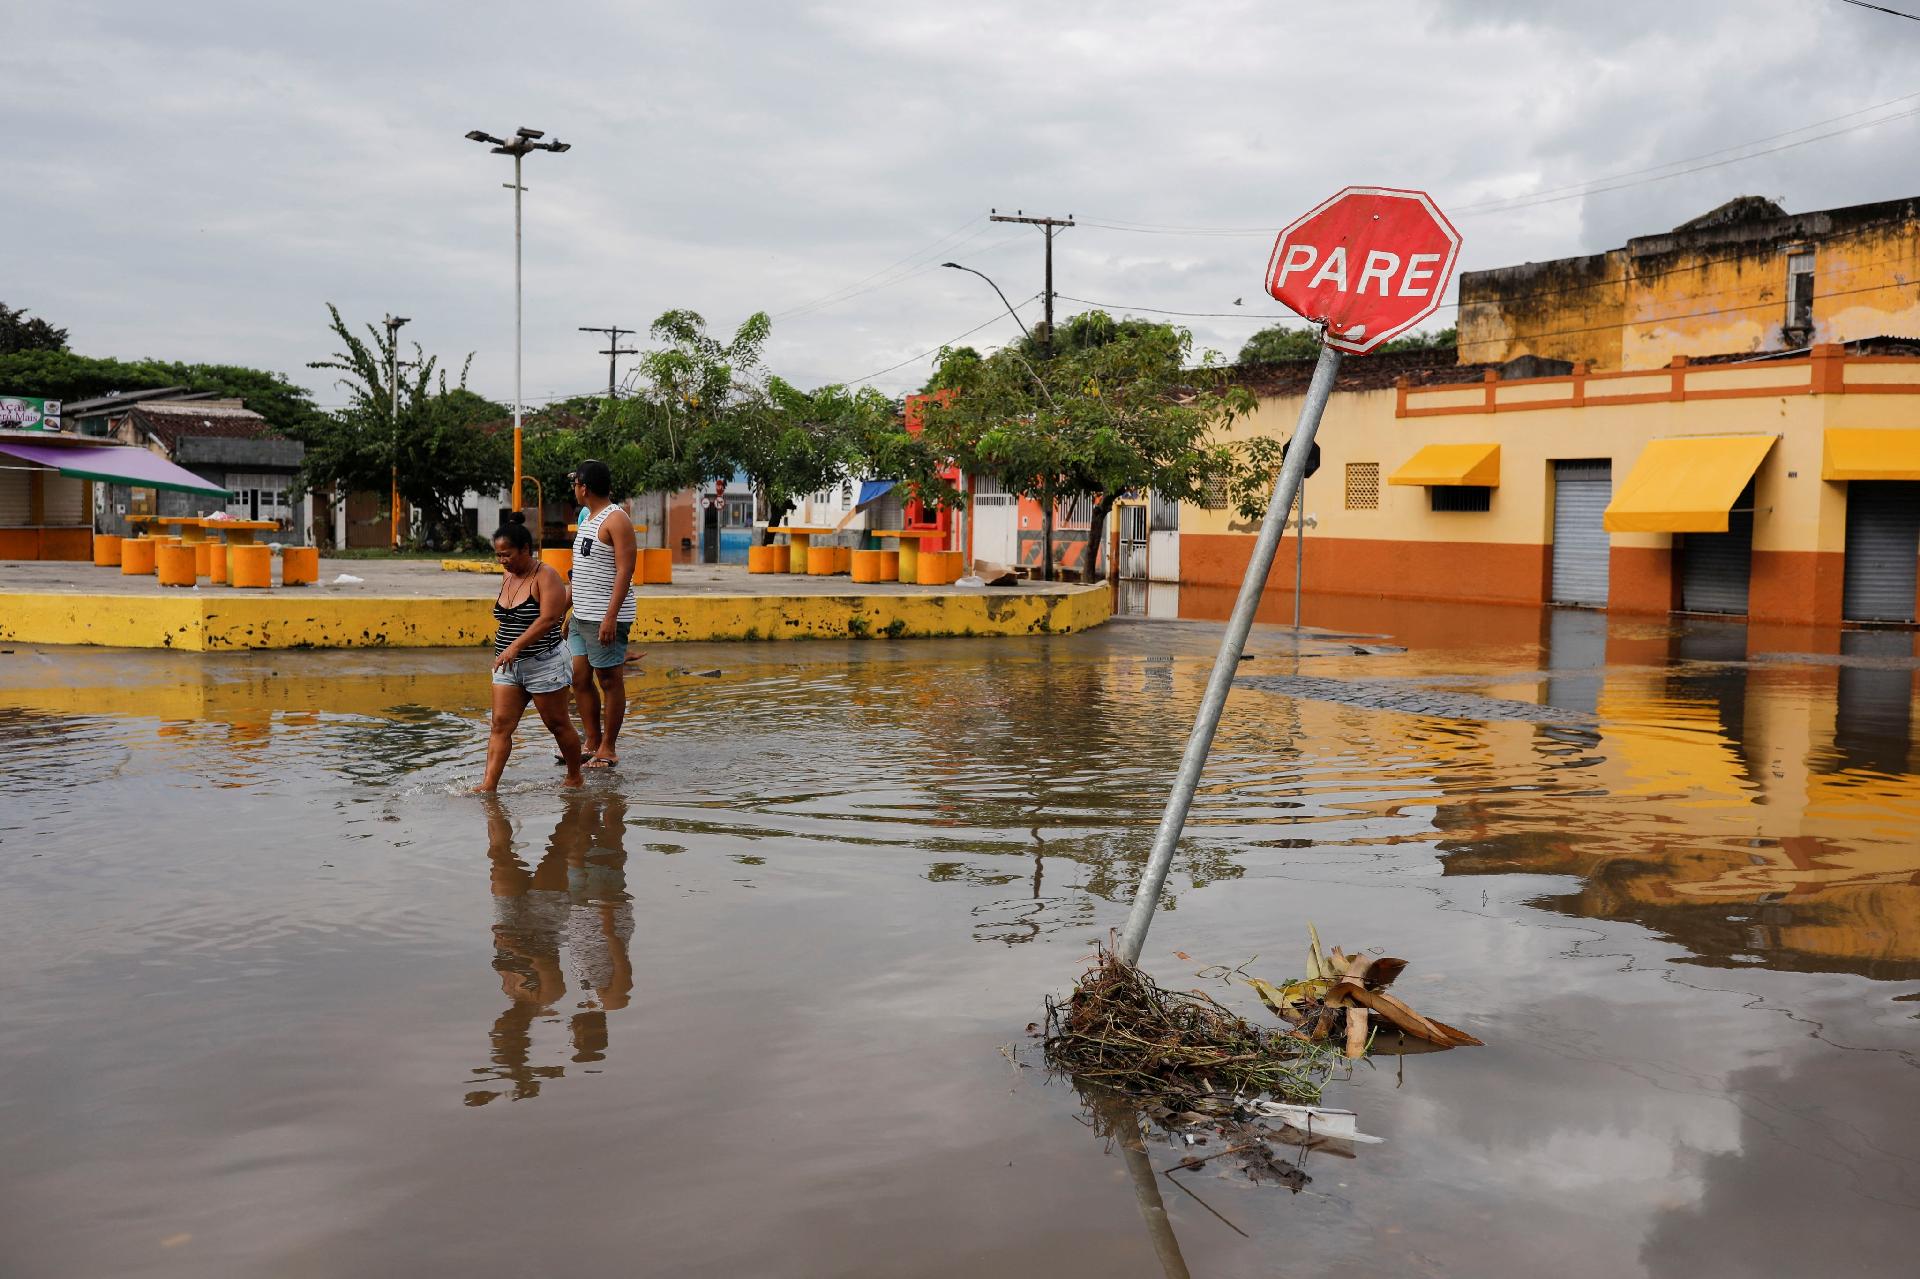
[[2, 606, 1916, 1277]]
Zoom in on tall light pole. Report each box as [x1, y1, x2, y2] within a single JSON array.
[[464, 126, 571, 524], [385, 313, 410, 549]]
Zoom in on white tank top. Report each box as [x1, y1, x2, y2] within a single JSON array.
[[572, 504, 636, 623]]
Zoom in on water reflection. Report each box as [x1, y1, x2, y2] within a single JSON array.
[[467, 793, 634, 1105]]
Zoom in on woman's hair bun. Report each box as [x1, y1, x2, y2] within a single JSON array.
[[507, 511, 527, 526]]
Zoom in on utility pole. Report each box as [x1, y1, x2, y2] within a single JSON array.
[[384, 313, 410, 550], [578, 325, 638, 399], [989, 209, 1074, 353]]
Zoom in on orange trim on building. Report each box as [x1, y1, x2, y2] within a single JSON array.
[[0, 527, 92, 561], [1607, 545, 1678, 615], [1182, 532, 1551, 607], [1749, 549, 1846, 626]]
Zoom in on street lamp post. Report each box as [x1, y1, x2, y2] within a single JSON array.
[[385, 313, 410, 549], [940, 262, 1032, 343], [464, 126, 571, 525]]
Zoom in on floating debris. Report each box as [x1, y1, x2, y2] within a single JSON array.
[[1043, 947, 1341, 1108], [1247, 923, 1483, 1059]]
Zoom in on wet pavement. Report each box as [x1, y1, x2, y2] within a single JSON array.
[[2, 604, 1916, 1277]]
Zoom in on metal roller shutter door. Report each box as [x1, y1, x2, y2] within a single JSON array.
[[1681, 509, 1754, 614], [1843, 481, 1920, 623], [1551, 461, 1612, 606]]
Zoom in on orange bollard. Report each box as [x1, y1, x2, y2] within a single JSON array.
[[92, 534, 122, 567], [771, 545, 790, 573], [155, 543, 198, 587], [807, 545, 837, 575], [541, 547, 573, 576], [850, 550, 886, 583], [193, 542, 212, 577], [120, 538, 157, 576], [642, 547, 673, 584], [834, 546, 852, 574], [208, 543, 228, 585], [281, 545, 319, 586], [878, 550, 899, 581], [747, 544, 774, 574], [229, 545, 272, 589]]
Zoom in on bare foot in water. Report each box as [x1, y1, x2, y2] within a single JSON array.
[[562, 770, 585, 788]]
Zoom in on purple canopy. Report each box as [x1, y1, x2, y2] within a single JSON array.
[[0, 440, 229, 496]]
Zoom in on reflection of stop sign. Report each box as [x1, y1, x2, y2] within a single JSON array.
[[1265, 187, 1460, 354]]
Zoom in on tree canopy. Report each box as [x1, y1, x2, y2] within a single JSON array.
[[293, 305, 509, 547], [918, 311, 1251, 579], [0, 302, 69, 355], [1236, 323, 1458, 365]]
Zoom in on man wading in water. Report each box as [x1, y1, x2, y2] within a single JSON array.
[[567, 459, 638, 770], [477, 514, 584, 792]]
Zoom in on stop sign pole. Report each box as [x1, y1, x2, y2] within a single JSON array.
[[1116, 187, 1458, 965]]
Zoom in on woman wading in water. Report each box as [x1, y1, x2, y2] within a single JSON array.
[[476, 514, 584, 792]]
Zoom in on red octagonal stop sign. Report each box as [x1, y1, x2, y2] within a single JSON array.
[[1264, 187, 1461, 354]]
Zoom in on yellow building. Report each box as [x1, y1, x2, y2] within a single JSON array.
[[1458, 194, 1920, 370], [1176, 196, 1920, 629]]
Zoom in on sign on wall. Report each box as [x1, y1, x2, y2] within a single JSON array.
[[0, 396, 62, 431]]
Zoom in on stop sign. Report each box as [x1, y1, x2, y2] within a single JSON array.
[[1264, 187, 1460, 354]]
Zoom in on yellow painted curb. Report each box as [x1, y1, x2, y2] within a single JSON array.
[[439, 559, 502, 574], [0, 585, 1111, 651]]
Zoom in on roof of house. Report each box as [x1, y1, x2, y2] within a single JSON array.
[[128, 401, 275, 447], [1228, 347, 1490, 398], [63, 387, 215, 415]]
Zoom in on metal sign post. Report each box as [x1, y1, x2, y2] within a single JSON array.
[[1115, 186, 1459, 966]]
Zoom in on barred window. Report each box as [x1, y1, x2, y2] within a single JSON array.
[[1430, 485, 1492, 512], [1344, 462, 1380, 510], [1200, 474, 1230, 510]]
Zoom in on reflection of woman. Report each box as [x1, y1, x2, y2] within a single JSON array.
[[468, 794, 634, 1105], [476, 514, 583, 792]]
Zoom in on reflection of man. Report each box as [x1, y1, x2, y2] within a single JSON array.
[[467, 793, 633, 1105]]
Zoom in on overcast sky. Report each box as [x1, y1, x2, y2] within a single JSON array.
[[5, 0, 1917, 408]]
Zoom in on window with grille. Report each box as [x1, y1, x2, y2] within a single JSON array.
[[1430, 485, 1492, 512], [1199, 474, 1230, 509], [1786, 249, 1814, 335], [1344, 462, 1380, 510]]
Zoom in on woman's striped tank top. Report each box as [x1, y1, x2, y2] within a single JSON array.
[[572, 504, 636, 624], [494, 576, 562, 657]]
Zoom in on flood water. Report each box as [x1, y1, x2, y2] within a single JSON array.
[[3, 606, 1917, 1277]]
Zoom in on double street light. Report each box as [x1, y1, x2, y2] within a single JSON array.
[[464, 126, 571, 524]]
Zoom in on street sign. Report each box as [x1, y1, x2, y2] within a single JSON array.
[[1264, 187, 1461, 354], [0, 396, 62, 431], [1282, 437, 1321, 479]]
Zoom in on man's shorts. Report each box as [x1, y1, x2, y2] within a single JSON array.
[[569, 616, 632, 669], [491, 643, 572, 694]]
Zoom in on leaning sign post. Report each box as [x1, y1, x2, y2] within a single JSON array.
[[1116, 187, 1460, 965]]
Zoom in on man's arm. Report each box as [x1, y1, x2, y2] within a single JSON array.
[[599, 508, 637, 641]]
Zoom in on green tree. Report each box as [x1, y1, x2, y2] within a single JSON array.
[[920, 313, 1249, 581], [1236, 324, 1322, 364], [0, 302, 68, 355], [297, 304, 509, 548], [920, 344, 982, 393], [0, 349, 322, 437]]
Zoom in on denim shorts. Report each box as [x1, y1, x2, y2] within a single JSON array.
[[491, 643, 572, 694], [569, 616, 632, 669]]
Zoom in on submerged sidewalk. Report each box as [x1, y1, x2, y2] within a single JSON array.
[[0, 560, 1110, 650]]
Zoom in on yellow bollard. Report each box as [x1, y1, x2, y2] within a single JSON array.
[[208, 543, 228, 585], [807, 545, 837, 576], [281, 545, 319, 586], [120, 538, 157, 576], [229, 545, 272, 589], [155, 543, 198, 587], [641, 547, 673, 584]]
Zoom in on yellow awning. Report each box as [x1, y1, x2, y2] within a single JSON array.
[[1387, 442, 1500, 487], [1821, 428, 1920, 481], [1603, 435, 1775, 533]]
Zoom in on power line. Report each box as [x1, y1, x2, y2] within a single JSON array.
[[841, 294, 1040, 387], [1073, 89, 1920, 236], [1836, 0, 1920, 20], [771, 215, 986, 321], [1057, 247, 1914, 329]]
